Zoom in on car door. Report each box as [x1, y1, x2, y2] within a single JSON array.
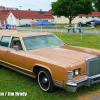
[[0, 36, 11, 63], [6, 37, 26, 69]]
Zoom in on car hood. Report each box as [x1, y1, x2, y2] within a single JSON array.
[[28, 45, 95, 64]]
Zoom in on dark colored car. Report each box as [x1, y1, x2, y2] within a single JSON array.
[[20, 24, 30, 27], [78, 22, 91, 27], [86, 22, 91, 26], [94, 22, 100, 26]]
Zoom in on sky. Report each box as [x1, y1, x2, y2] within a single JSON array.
[[0, 0, 57, 11]]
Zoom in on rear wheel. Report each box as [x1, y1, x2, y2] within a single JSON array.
[[38, 68, 56, 93]]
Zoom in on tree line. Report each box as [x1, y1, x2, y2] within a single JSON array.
[[51, 0, 100, 25]]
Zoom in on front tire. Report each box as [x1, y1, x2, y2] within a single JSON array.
[[38, 68, 56, 93]]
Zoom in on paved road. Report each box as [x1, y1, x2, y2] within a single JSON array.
[[16, 27, 100, 34]]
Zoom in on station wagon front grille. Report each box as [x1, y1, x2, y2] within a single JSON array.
[[87, 56, 100, 76]]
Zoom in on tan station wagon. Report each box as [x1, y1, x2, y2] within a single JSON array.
[[0, 30, 100, 93]]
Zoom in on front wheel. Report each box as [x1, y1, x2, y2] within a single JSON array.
[[38, 68, 56, 93]]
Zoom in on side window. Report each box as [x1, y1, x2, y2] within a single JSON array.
[[11, 37, 23, 50], [0, 36, 11, 47]]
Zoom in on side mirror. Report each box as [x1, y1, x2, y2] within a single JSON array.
[[14, 46, 19, 51]]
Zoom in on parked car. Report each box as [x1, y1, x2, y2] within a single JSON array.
[[86, 22, 91, 26], [94, 22, 100, 26], [1, 30, 100, 93], [6, 24, 11, 26], [78, 22, 91, 27], [0, 25, 2, 29], [20, 24, 30, 27]]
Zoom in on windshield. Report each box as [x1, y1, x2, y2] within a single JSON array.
[[22, 34, 65, 51]]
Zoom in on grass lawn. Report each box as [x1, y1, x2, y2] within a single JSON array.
[[55, 32, 100, 50], [1, 32, 100, 100], [27, 25, 100, 31]]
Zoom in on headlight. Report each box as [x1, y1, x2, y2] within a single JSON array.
[[74, 69, 79, 76]]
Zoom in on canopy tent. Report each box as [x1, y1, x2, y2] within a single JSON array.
[[32, 20, 55, 26], [84, 19, 100, 39], [89, 19, 100, 22], [90, 19, 100, 39], [32, 20, 55, 32], [30, 21, 35, 31], [30, 21, 35, 23]]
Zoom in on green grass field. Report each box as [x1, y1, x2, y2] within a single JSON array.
[[1, 32, 100, 100], [28, 25, 100, 30], [55, 32, 100, 50]]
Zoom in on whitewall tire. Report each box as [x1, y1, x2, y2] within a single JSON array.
[[38, 68, 56, 93]]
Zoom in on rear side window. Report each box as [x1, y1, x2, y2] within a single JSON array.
[[0, 36, 11, 47]]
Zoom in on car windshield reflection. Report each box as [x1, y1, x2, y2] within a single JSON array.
[[22, 34, 65, 51]]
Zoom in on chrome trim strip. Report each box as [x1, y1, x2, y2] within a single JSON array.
[[91, 79, 100, 84], [68, 74, 100, 85], [0, 63, 36, 79], [67, 83, 77, 86], [66, 74, 100, 92], [74, 77, 88, 84], [86, 55, 97, 60], [89, 74, 100, 79], [0, 60, 32, 72], [7, 47, 24, 51], [88, 58, 100, 63], [81, 73, 87, 75], [67, 74, 100, 86]]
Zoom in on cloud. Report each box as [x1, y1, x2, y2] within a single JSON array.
[[0, 0, 57, 11]]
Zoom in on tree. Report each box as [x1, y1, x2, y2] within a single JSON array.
[[93, 0, 100, 11], [51, 0, 93, 26]]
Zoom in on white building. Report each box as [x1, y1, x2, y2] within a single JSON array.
[[6, 10, 100, 26], [7, 10, 54, 26], [44, 10, 100, 24]]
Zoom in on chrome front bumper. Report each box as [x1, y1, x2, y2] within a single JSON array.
[[66, 74, 100, 92]]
